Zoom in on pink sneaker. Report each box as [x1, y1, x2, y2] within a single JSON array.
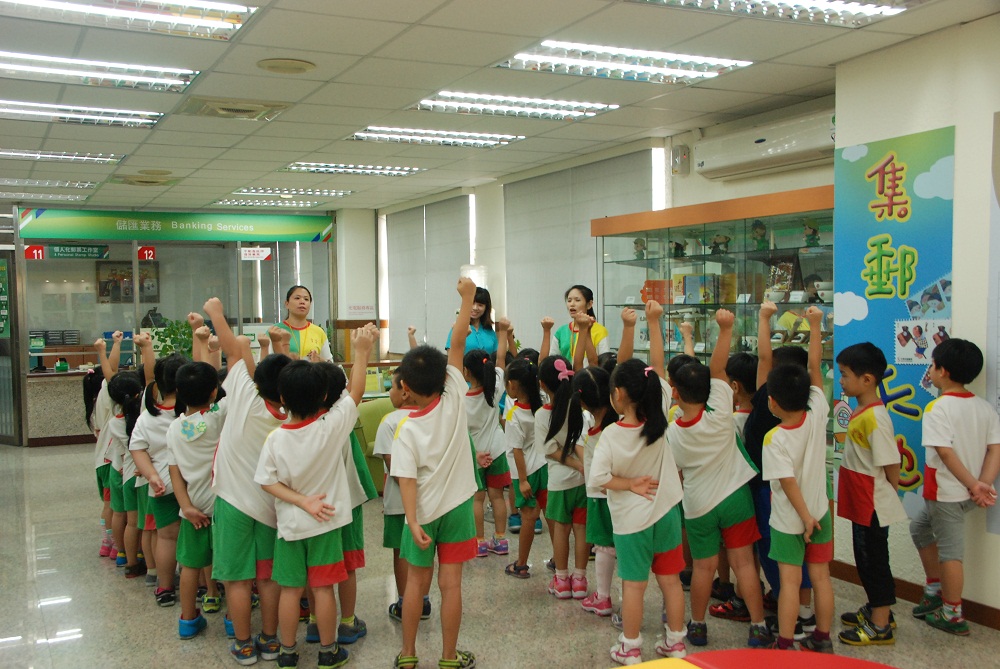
[[570, 574, 588, 600], [655, 637, 687, 659], [581, 592, 613, 616], [476, 541, 488, 558], [610, 640, 642, 666], [106, 541, 118, 559], [547, 575, 571, 599], [99, 536, 113, 557]]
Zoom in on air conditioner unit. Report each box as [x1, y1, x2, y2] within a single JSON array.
[[693, 111, 835, 181]]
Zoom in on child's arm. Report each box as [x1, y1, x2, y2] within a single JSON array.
[[680, 321, 695, 356], [169, 464, 209, 529], [133, 333, 155, 386], [191, 324, 211, 363], [710, 308, 734, 381], [207, 335, 223, 370], [572, 313, 592, 371], [347, 324, 377, 406], [506, 324, 518, 356], [618, 307, 637, 361], [204, 298, 255, 375], [496, 318, 510, 371], [539, 317, 554, 361], [131, 449, 165, 496], [601, 474, 659, 500], [976, 444, 1000, 507], [407, 325, 419, 350], [778, 476, 821, 542], [398, 477, 431, 549], [256, 332, 271, 358], [94, 337, 113, 381], [449, 278, 476, 370], [646, 300, 665, 379], [756, 301, 778, 389], [268, 325, 291, 358], [805, 306, 824, 388], [883, 463, 901, 491], [106, 331, 123, 379], [261, 481, 336, 522]]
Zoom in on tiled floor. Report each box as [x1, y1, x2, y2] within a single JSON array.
[[3, 443, 999, 669]]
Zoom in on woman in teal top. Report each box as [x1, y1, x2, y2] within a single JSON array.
[[550, 285, 609, 366], [445, 287, 498, 354]]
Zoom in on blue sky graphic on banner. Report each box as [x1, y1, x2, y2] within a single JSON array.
[[834, 126, 955, 519]]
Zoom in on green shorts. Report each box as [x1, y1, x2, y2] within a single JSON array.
[[96, 463, 111, 501], [212, 496, 277, 582], [769, 510, 834, 566], [685, 485, 759, 560], [273, 528, 347, 589], [400, 497, 476, 568], [478, 456, 511, 490], [108, 468, 125, 513], [546, 485, 587, 525], [177, 518, 213, 569], [586, 497, 614, 547], [136, 482, 155, 531], [615, 505, 684, 581], [513, 468, 548, 509], [383, 513, 405, 550], [122, 476, 139, 513], [342, 505, 365, 571], [148, 492, 181, 529]]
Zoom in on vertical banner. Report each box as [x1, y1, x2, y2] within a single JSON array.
[[834, 126, 955, 518], [986, 112, 1000, 534]]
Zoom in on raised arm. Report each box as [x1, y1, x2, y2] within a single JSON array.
[[646, 300, 665, 379], [506, 324, 518, 356], [207, 334, 223, 370], [756, 301, 778, 389], [805, 306, 824, 389], [710, 309, 734, 381], [191, 324, 211, 363], [449, 278, 476, 370], [348, 324, 377, 406], [496, 318, 510, 372], [572, 313, 592, 371], [133, 332, 155, 386], [580, 315, 600, 368], [679, 320, 695, 356], [268, 325, 291, 358], [618, 307, 637, 362], [407, 325, 419, 350], [539, 317, 554, 361], [95, 335, 113, 381], [204, 297, 255, 375]]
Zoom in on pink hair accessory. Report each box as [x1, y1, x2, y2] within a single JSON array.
[[644, 366, 654, 377], [554, 358, 575, 381]]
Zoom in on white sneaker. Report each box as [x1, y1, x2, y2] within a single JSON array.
[[484, 504, 494, 524], [610, 642, 642, 666], [655, 637, 687, 659]]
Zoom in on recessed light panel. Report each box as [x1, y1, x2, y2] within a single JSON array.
[[0, 99, 161, 126], [414, 91, 619, 120], [282, 163, 422, 177], [0, 148, 123, 163], [0, 50, 197, 92], [234, 187, 354, 197], [0, 177, 96, 188], [0, 191, 88, 201], [352, 126, 524, 148], [627, 0, 909, 28], [214, 199, 318, 208]]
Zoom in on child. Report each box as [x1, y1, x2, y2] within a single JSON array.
[[120, 333, 156, 582], [89, 331, 122, 559], [465, 327, 511, 557], [909, 338, 1000, 636], [835, 342, 907, 645], [667, 306, 769, 648], [204, 297, 290, 665], [103, 369, 144, 572], [374, 371, 431, 622], [762, 306, 833, 652], [503, 356, 545, 579], [590, 300, 687, 665], [390, 277, 480, 669], [255, 325, 374, 669]]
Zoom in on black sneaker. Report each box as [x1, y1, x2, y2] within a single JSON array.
[[422, 596, 432, 620], [839, 619, 895, 646], [277, 649, 299, 668], [318, 645, 349, 669], [155, 587, 176, 607], [711, 577, 736, 602], [841, 604, 897, 629], [765, 614, 807, 641], [800, 635, 834, 653]]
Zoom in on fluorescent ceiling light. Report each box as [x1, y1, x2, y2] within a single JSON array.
[[214, 199, 318, 207], [0, 148, 123, 163], [0, 99, 161, 126], [0, 0, 256, 41], [414, 91, 620, 120], [498, 39, 751, 84], [282, 162, 422, 177], [234, 187, 354, 197], [352, 126, 524, 148], [0, 191, 88, 201], [627, 0, 909, 28], [0, 177, 96, 188], [0, 50, 197, 92]]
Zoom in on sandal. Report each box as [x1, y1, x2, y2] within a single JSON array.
[[394, 653, 419, 669], [439, 650, 476, 668], [504, 562, 530, 579]]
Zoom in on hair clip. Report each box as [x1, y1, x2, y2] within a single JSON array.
[[482, 357, 488, 364], [644, 366, 654, 377], [554, 358, 575, 381]]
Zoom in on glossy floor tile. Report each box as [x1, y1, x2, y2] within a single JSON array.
[[2, 443, 999, 669]]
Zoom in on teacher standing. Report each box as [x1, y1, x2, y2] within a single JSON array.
[[276, 285, 333, 362]]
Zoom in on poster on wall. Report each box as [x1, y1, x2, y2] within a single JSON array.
[[834, 126, 955, 520], [985, 112, 1000, 535]]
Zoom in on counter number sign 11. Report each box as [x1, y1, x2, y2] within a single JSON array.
[[25, 245, 44, 260], [138, 246, 156, 260]]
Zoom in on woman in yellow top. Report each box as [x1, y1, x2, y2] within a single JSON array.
[[275, 285, 333, 362], [541, 284, 609, 367]]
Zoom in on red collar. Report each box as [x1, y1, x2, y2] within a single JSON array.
[[282, 319, 311, 331], [588, 426, 604, 436], [675, 407, 704, 428], [264, 401, 287, 421], [410, 396, 441, 418], [851, 401, 883, 418], [514, 401, 531, 410], [779, 411, 808, 430], [466, 387, 484, 397], [942, 391, 975, 398], [281, 414, 322, 430]]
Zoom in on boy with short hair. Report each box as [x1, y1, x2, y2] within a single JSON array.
[[762, 306, 833, 652], [835, 342, 907, 646], [909, 338, 1000, 636], [391, 277, 480, 669]]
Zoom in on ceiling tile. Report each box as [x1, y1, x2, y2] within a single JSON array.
[[271, 0, 450, 23], [586, 107, 704, 128], [720, 94, 814, 116], [44, 126, 153, 144], [212, 44, 360, 82], [0, 124, 49, 140], [424, 0, 610, 37], [187, 73, 325, 103], [873, 0, 1000, 36], [697, 63, 833, 95], [117, 156, 213, 170], [276, 104, 389, 127], [133, 144, 227, 159], [304, 83, 430, 110], [772, 30, 911, 67], [538, 122, 643, 142], [335, 59, 478, 90], [549, 78, 684, 106], [240, 9, 409, 55], [550, 3, 735, 50], [235, 136, 333, 152], [252, 123, 358, 141], [633, 88, 770, 112], [372, 26, 536, 67], [76, 26, 229, 69], [671, 19, 843, 62], [144, 131, 247, 149], [442, 68, 583, 97], [0, 18, 82, 57]]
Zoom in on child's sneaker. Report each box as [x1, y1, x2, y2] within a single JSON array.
[[838, 619, 895, 646], [763, 590, 779, 612], [196, 585, 207, 603], [912, 594, 943, 619], [250, 591, 260, 609], [422, 596, 432, 620], [438, 649, 476, 668], [679, 570, 692, 591], [388, 599, 403, 621], [800, 635, 834, 653], [486, 537, 508, 555], [841, 604, 897, 629], [115, 551, 127, 567], [255, 633, 280, 661], [686, 621, 708, 647], [178, 613, 207, 640], [298, 597, 309, 621], [144, 573, 157, 587], [124, 563, 147, 579], [765, 614, 807, 641], [224, 615, 235, 639], [99, 535, 113, 557], [654, 637, 687, 659], [508, 513, 522, 532], [155, 587, 176, 607], [545, 557, 556, 572], [534, 518, 543, 534], [306, 622, 319, 643], [610, 636, 643, 666], [476, 540, 489, 558], [337, 617, 367, 644], [570, 574, 588, 599], [581, 592, 613, 617], [318, 645, 349, 669], [202, 595, 222, 613], [277, 648, 299, 668], [547, 575, 571, 599], [231, 638, 259, 666], [709, 596, 750, 621], [711, 577, 735, 602], [925, 609, 970, 636], [747, 623, 773, 648]]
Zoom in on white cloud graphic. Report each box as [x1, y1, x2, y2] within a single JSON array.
[[834, 291, 868, 326], [841, 144, 868, 163], [913, 155, 954, 200]]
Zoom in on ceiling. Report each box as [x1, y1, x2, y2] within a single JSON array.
[[0, 0, 996, 215]]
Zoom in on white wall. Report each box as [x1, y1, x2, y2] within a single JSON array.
[[473, 183, 507, 316], [335, 208, 377, 319], [834, 13, 1000, 609]]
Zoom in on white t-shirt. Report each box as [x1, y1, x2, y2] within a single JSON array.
[[254, 396, 359, 541], [373, 407, 414, 516], [733, 409, 751, 442], [93, 380, 113, 468], [583, 425, 607, 499], [922, 391, 1000, 503], [505, 402, 540, 479], [837, 402, 906, 526], [590, 420, 684, 535], [390, 366, 477, 525], [465, 368, 506, 461], [166, 401, 229, 518], [763, 386, 831, 535], [105, 413, 128, 473], [538, 406, 586, 492], [668, 379, 756, 519], [129, 403, 179, 497], [213, 360, 287, 527], [325, 398, 369, 510]]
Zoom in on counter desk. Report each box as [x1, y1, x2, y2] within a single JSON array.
[[26, 370, 95, 446]]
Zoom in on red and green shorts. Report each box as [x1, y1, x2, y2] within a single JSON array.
[[273, 527, 347, 589], [342, 505, 365, 571], [769, 510, 833, 566], [148, 492, 181, 530], [586, 497, 614, 547], [108, 467, 125, 513], [684, 485, 759, 560], [546, 484, 587, 525], [122, 476, 139, 513], [513, 467, 548, 510], [478, 456, 511, 491], [212, 496, 277, 582], [614, 505, 684, 582], [400, 497, 476, 568], [96, 462, 111, 502], [383, 513, 405, 551], [136, 482, 156, 531], [177, 517, 213, 569]]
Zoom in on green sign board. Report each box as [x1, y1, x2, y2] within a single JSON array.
[[17, 208, 334, 243], [0, 259, 9, 339], [48, 244, 110, 259]]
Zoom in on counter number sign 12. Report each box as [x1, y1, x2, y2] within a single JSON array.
[[138, 246, 156, 260]]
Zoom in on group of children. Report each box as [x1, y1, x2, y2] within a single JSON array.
[[85, 276, 1000, 669]]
